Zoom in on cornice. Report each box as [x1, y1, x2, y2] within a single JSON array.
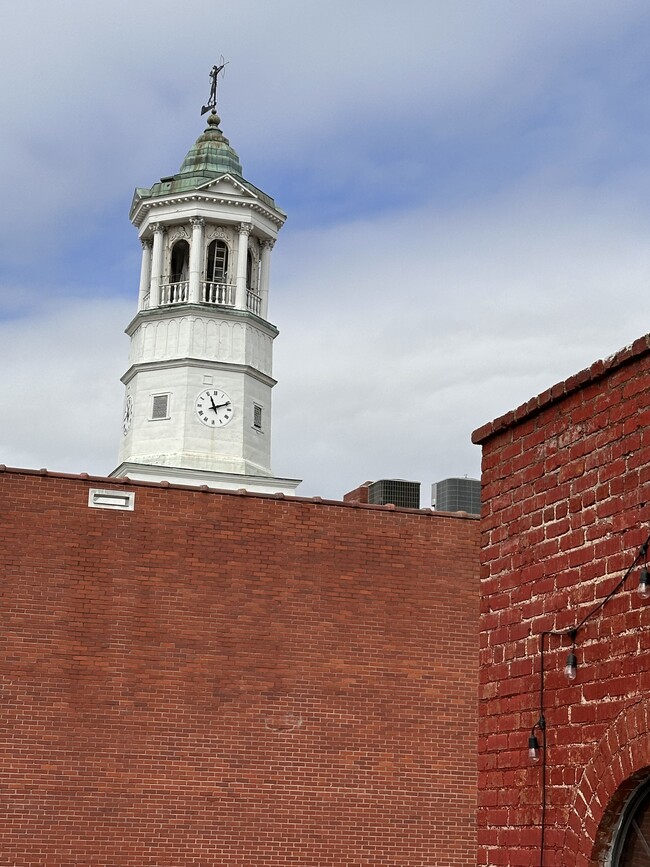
[[120, 358, 277, 389], [131, 186, 286, 232]]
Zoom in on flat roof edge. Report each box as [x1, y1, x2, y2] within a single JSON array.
[[0, 465, 478, 520]]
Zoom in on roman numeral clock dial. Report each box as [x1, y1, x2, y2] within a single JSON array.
[[195, 388, 234, 428], [122, 395, 134, 436]]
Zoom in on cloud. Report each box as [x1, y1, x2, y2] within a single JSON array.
[[271, 181, 650, 497], [0, 297, 130, 475], [4, 0, 650, 245], [1, 1, 650, 502]]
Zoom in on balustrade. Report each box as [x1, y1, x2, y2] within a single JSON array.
[[153, 281, 261, 311], [246, 291, 261, 315], [160, 281, 189, 305], [202, 281, 236, 305]]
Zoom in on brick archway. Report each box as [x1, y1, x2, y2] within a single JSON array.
[[562, 698, 650, 865]]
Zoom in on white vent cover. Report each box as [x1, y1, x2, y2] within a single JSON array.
[[253, 404, 263, 430], [88, 489, 135, 511], [151, 394, 169, 419]]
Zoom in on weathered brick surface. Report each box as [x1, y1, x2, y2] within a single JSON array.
[[0, 468, 479, 867], [342, 481, 372, 503], [473, 336, 650, 866]]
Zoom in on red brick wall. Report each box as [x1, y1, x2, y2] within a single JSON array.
[[0, 468, 479, 867], [472, 336, 650, 866], [343, 481, 372, 504]]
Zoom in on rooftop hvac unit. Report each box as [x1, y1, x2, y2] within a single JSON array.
[[432, 477, 480, 515], [368, 479, 420, 509]]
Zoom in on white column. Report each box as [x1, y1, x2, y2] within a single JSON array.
[[149, 224, 165, 307], [137, 239, 152, 310], [235, 222, 252, 310], [189, 217, 205, 303], [259, 239, 275, 320]]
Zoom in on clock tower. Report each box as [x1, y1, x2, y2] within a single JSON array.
[[110, 86, 300, 494]]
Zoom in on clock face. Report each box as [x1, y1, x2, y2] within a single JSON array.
[[122, 395, 133, 436], [195, 387, 234, 428]]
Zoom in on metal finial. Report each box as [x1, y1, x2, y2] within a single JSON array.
[[201, 58, 228, 116]]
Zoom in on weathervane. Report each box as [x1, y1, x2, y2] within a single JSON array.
[[201, 59, 228, 116]]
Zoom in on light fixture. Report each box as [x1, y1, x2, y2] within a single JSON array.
[[564, 630, 578, 681], [564, 651, 578, 681], [638, 567, 650, 599], [529, 717, 545, 763]]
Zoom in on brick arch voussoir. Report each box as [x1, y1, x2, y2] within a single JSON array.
[[563, 698, 650, 865]]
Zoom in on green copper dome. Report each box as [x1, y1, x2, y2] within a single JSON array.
[[139, 113, 243, 198], [130, 111, 285, 220], [178, 112, 243, 178]]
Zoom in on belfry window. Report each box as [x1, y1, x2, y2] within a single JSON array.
[[170, 240, 189, 284], [246, 250, 254, 291], [609, 777, 650, 866], [206, 240, 229, 283]]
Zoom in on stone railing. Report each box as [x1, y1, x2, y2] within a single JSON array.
[[160, 281, 189, 305], [246, 290, 261, 316], [202, 282, 236, 306], [154, 281, 261, 314]]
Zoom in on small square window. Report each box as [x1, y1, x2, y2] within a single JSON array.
[[151, 393, 170, 420], [253, 404, 263, 430]]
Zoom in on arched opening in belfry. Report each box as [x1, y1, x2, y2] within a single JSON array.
[[246, 249, 254, 291], [206, 239, 229, 284], [170, 239, 189, 284]]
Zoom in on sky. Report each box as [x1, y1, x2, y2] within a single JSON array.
[[1, 0, 650, 502]]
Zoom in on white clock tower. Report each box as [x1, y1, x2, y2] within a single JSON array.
[[110, 86, 300, 494]]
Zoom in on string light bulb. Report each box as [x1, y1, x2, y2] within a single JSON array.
[[638, 567, 650, 600], [564, 651, 578, 681], [528, 718, 544, 763]]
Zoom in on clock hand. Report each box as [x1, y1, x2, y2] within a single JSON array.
[[214, 400, 231, 409], [208, 395, 219, 413]]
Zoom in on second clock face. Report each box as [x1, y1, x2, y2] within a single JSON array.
[[195, 388, 234, 428], [122, 395, 133, 436]]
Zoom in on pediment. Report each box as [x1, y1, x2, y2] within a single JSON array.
[[198, 174, 256, 200]]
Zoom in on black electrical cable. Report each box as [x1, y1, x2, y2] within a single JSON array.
[[533, 532, 650, 866]]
